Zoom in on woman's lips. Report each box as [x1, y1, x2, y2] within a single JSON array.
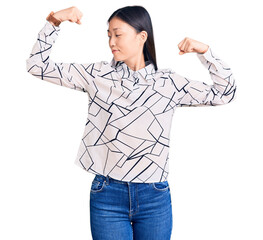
[[112, 50, 119, 53]]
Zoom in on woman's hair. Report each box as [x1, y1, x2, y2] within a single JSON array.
[[107, 5, 158, 71]]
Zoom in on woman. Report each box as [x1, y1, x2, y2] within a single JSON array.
[[26, 5, 237, 240]]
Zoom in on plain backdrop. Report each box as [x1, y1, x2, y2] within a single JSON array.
[[1, 0, 262, 239]]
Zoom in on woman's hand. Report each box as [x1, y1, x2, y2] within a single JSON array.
[[178, 37, 209, 55], [52, 6, 83, 25]]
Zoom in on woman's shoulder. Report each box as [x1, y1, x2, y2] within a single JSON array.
[[94, 59, 115, 67], [89, 60, 111, 74], [155, 66, 175, 78]]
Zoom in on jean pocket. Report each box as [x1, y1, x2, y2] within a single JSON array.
[[151, 181, 169, 192], [90, 175, 106, 193]]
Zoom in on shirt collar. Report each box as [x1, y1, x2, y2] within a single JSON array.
[[110, 57, 156, 82]]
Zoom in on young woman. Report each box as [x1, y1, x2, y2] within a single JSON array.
[[26, 5, 237, 240]]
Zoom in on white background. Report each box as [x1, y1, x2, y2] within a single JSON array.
[[1, 0, 262, 239]]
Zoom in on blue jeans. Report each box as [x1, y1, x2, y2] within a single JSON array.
[[90, 174, 173, 240]]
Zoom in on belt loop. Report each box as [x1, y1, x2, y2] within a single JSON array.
[[105, 175, 110, 185]]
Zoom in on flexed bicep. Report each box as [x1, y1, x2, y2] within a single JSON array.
[[26, 20, 101, 93], [169, 47, 237, 107]]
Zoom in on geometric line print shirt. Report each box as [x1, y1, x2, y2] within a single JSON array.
[[26, 21, 237, 183]]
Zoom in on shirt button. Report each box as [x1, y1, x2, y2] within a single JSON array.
[[133, 72, 138, 78]]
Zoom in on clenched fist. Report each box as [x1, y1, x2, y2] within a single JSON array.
[[51, 6, 83, 25], [178, 37, 209, 55]]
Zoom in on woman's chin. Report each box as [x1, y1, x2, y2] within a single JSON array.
[[113, 56, 123, 62]]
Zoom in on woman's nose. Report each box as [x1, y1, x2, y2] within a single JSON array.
[[109, 38, 116, 47]]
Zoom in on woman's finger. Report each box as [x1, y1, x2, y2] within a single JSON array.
[[177, 39, 185, 49], [185, 42, 191, 52], [180, 38, 188, 52]]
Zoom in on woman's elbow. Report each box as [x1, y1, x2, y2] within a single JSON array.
[[219, 86, 237, 105]]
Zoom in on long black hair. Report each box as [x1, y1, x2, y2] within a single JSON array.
[[107, 5, 158, 71]]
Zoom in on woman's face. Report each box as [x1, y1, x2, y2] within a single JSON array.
[[107, 17, 147, 63]]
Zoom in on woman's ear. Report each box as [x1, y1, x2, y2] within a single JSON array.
[[140, 30, 148, 43]]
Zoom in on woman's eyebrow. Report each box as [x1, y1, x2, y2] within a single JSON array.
[[107, 28, 121, 32]]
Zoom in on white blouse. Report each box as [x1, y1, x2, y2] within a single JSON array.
[[26, 21, 237, 183]]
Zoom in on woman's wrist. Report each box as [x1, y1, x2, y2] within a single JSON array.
[[46, 11, 62, 27]]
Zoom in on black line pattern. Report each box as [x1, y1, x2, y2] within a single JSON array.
[[26, 21, 237, 183]]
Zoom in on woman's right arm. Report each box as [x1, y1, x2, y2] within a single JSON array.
[[26, 7, 100, 93]]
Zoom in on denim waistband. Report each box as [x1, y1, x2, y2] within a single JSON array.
[[95, 174, 158, 185], [95, 174, 129, 185]]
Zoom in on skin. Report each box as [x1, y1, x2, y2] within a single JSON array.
[[178, 37, 209, 55], [49, 6, 210, 71], [52, 6, 83, 24]]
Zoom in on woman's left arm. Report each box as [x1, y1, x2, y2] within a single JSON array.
[[169, 38, 237, 107]]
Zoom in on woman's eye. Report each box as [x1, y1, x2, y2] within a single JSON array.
[[108, 35, 120, 38]]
